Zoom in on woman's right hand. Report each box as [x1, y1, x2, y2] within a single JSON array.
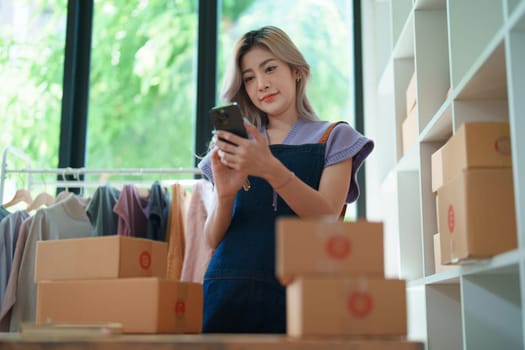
[[205, 146, 247, 249], [210, 146, 247, 199]]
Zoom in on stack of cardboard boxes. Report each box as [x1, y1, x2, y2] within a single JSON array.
[[34, 236, 203, 333], [276, 218, 406, 337], [431, 122, 517, 267]]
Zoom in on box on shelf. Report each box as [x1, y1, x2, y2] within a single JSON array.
[[440, 122, 512, 186], [36, 278, 203, 334], [402, 105, 418, 154], [287, 277, 406, 337], [276, 218, 384, 280], [437, 168, 517, 264], [431, 146, 444, 193], [433, 233, 455, 273], [406, 72, 417, 113], [35, 236, 168, 282]]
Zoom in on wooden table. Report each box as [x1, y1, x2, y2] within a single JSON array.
[[0, 333, 424, 350]]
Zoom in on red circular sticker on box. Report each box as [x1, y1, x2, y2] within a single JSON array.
[[139, 251, 151, 270], [175, 300, 186, 317], [448, 205, 455, 233], [347, 291, 373, 318], [325, 235, 351, 260], [494, 136, 511, 155]]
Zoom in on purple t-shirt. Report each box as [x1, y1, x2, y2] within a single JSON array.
[[113, 184, 149, 237], [198, 118, 374, 203]]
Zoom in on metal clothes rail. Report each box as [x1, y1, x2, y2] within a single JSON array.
[[0, 146, 203, 201]]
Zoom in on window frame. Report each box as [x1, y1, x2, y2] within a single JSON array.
[[57, 0, 366, 217]]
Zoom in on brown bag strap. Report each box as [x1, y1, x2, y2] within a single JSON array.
[[318, 121, 347, 144], [318, 121, 348, 220]]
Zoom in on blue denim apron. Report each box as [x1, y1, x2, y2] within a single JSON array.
[[202, 143, 326, 333]]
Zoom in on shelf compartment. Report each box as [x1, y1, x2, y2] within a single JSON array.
[[413, 8, 450, 133], [421, 100, 453, 143], [448, 0, 505, 89], [375, 94, 398, 183], [406, 286, 428, 343], [506, 3, 525, 250], [394, 58, 415, 162], [415, 0, 447, 10], [397, 138, 420, 172], [461, 267, 523, 350], [374, 1, 394, 84], [397, 170, 424, 280], [456, 42, 507, 100], [506, 0, 523, 17], [391, 0, 414, 58], [408, 249, 522, 287], [419, 142, 445, 276], [380, 169, 403, 279], [426, 283, 463, 350], [452, 100, 509, 133]]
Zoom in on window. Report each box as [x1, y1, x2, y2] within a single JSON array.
[[1, 0, 363, 217], [0, 0, 67, 196], [86, 0, 198, 175]]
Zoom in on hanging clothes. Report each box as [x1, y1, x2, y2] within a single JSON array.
[[8, 194, 93, 331], [146, 181, 170, 241], [0, 206, 10, 222], [0, 216, 32, 331], [113, 184, 149, 237], [85, 185, 121, 236], [166, 183, 192, 280], [180, 179, 213, 283], [0, 210, 29, 307]]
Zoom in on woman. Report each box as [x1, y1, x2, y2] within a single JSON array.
[[198, 26, 374, 333]]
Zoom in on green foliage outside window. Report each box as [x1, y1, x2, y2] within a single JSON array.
[[1, 0, 353, 175], [0, 0, 67, 169], [87, 0, 198, 171]]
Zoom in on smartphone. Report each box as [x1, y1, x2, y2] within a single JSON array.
[[209, 102, 248, 140]]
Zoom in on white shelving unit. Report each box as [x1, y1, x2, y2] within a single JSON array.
[[362, 0, 525, 349]]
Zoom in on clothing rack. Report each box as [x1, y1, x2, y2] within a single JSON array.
[[0, 146, 203, 201]]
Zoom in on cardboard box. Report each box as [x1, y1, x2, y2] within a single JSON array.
[[437, 168, 517, 264], [433, 233, 455, 273], [431, 146, 444, 193], [441, 122, 512, 186], [35, 236, 168, 282], [287, 277, 406, 337], [276, 218, 384, 280], [402, 105, 418, 154], [36, 278, 203, 334], [406, 72, 417, 113]]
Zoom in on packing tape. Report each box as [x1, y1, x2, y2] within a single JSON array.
[[314, 222, 352, 274], [174, 282, 188, 332], [342, 277, 373, 323]]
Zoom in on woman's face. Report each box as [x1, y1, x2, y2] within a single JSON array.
[[240, 46, 299, 121]]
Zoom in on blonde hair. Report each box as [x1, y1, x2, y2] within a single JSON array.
[[221, 26, 319, 128]]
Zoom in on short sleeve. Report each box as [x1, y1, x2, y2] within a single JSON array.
[[324, 123, 374, 203], [197, 152, 214, 183]]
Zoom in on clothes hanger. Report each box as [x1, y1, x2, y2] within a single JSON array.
[[54, 190, 72, 204], [52, 167, 74, 204], [26, 173, 55, 211], [134, 170, 150, 198], [26, 192, 54, 211], [2, 189, 33, 209]]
